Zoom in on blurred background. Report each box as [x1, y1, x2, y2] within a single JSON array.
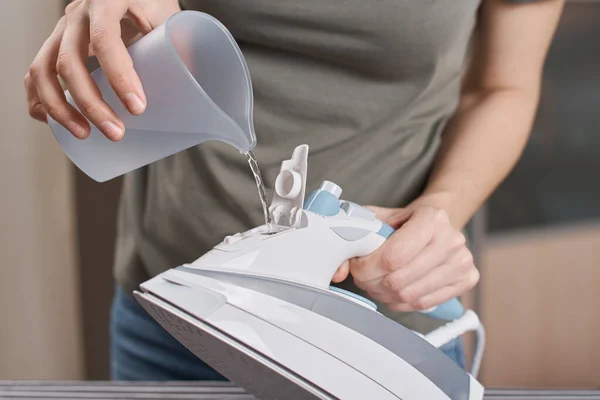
[[0, 0, 598, 390]]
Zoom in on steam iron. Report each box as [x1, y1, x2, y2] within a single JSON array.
[[134, 144, 486, 400]]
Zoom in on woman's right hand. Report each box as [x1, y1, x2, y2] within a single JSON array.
[[24, 0, 181, 141]]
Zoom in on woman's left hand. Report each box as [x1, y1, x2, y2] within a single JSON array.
[[332, 205, 479, 312]]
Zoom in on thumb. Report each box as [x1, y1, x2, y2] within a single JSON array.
[[365, 205, 412, 229], [119, 2, 181, 49], [126, 1, 181, 36], [143, 0, 182, 30], [331, 260, 350, 283]]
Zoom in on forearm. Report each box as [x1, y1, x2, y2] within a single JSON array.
[[409, 86, 540, 229], [406, 0, 563, 229]]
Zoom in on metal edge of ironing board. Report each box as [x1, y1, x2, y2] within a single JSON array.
[[487, 390, 600, 396], [2, 382, 600, 399], [133, 290, 337, 400], [177, 266, 473, 400]]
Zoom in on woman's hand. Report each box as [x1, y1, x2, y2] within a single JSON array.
[[332, 205, 479, 313], [24, 0, 181, 140]]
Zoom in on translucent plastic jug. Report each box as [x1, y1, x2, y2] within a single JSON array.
[[48, 11, 257, 182]]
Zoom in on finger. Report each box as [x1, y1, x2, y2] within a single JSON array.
[[387, 271, 476, 314], [394, 263, 465, 306], [363, 289, 396, 305], [388, 249, 476, 308], [386, 302, 418, 313], [58, 4, 125, 140], [350, 207, 437, 283], [30, 104, 48, 122], [373, 243, 448, 297], [347, 256, 381, 287], [88, 1, 147, 116], [357, 242, 468, 303], [352, 276, 380, 294], [376, 225, 461, 295], [331, 260, 350, 283], [29, 18, 89, 138], [24, 73, 47, 122]]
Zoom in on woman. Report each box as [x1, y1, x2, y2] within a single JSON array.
[[24, 0, 563, 380]]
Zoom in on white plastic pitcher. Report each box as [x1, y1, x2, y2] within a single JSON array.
[[48, 11, 257, 182]]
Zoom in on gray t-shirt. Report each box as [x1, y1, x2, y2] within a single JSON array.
[[113, 0, 528, 333]]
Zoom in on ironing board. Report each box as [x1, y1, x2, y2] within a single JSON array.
[[1, 381, 599, 399]]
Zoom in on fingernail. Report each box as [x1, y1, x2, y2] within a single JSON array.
[[66, 121, 86, 139], [101, 121, 124, 140], [124, 92, 145, 114]]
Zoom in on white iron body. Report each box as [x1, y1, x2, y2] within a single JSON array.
[[134, 144, 485, 400]]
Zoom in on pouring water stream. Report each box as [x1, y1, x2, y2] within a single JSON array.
[[245, 151, 273, 233]]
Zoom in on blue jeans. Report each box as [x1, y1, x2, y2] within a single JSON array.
[[110, 285, 465, 380]]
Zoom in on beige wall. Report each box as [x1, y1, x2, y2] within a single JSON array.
[[0, 1, 84, 379], [478, 222, 600, 388]]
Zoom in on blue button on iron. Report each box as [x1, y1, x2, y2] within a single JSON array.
[[304, 181, 343, 217]]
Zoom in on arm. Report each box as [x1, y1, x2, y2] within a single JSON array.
[[335, 0, 564, 313], [412, 0, 565, 229]]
